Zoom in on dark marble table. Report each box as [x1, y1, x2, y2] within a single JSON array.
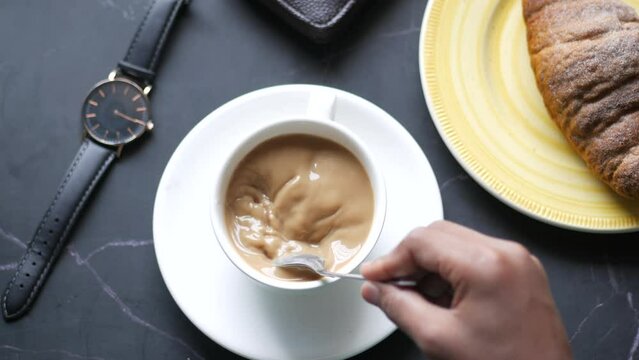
[[1, 0, 638, 359]]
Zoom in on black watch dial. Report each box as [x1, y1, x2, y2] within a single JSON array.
[[82, 78, 152, 146]]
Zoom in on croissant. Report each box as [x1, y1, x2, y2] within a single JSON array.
[[524, 0, 639, 199]]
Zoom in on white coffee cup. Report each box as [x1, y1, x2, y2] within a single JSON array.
[[210, 90, 387, 290]]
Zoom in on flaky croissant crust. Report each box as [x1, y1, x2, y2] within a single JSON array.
[[524, 0, 639, 198]]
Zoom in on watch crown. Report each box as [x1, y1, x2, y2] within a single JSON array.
[[146, 121, 155, 131]]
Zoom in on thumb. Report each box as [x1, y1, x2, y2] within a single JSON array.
[[362, 281, 455, 356]]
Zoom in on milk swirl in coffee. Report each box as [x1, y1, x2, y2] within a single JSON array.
[[224, 134, 374, 281]]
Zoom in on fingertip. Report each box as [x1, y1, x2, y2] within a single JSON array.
[[360, 261, 372, 273], [360, 261, 377, 277], [361, 281, 380, 305], [530, 255, 543, 270], [363, 239, 421, 281], [361, 255, 391, 278]]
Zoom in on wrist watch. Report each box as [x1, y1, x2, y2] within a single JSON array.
[[2, 0, 189, 321]]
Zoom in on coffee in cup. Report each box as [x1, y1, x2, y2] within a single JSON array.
[[211, 91, 386, 290], [224, 133, 374, 281]]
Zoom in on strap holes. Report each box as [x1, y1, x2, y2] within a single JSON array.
[[54, 218, 59, 223], [19, 284, 23, 288], [37, 251, 42, 256], [25, 273, 30, 277], [32, 262, 36, 266], [49, 229, 53, 234], [43, 241, 48, 246]]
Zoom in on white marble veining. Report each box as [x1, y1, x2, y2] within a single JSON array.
[[567, 261, 639, 359], [0, 224, 204, 360], [569, 300, 607, 344], [627, 292, 639, 360], [608, 262, 621, 294], [67, 247, 205, 360], [439, 173, 470, 193], [79, 239, 154, 263], [0, 262, 17, 271], [95, 0, 137, 21], [379, 26, 421, 39], [0, 226, 26, 249]]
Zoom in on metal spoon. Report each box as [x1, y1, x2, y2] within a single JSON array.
[[273, 254, 417, 287]]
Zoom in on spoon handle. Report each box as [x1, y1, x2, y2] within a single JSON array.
[[319, 270, 416, 287], [319, 270, 365, 281]]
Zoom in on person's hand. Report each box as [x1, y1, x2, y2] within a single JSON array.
[[360, 221, 572, 360]]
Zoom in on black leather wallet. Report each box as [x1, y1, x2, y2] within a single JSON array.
[[255, 0, 369, 43]]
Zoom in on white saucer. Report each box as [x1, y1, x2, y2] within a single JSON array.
[[153, 85, 443, 360]]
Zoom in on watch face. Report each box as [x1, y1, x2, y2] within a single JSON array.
[[82, 79, 151, 146]]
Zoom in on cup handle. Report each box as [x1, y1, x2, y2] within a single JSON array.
[[306, 90, 336, 122]]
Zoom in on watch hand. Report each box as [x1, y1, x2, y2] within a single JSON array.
[[113, 109, 145, 126]]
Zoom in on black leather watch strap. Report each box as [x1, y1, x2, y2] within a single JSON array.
[[2, 140, 116, 320], [118, 0, 189, 82]]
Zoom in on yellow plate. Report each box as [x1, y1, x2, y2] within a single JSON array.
[[419, 0, 639, 233]]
